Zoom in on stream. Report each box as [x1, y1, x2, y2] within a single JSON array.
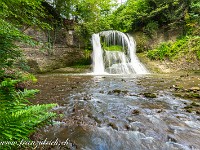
[[29, 74, 200, 150]]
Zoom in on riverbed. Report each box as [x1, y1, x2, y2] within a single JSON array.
[[29, 73, 200, 150]]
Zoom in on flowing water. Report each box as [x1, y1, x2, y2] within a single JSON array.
[[29, 31, 199, 149], [30, 74, 200, 150], [91, 31, 148, 75]]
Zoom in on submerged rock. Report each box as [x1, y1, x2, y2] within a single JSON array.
[[82, 94, 92, 101], [191, 102, 200, 107], [108, 89, 129, 95], [99, 90, 105, 94], [124, 124, 132, 130], [132, 109, 140, 115], [112, 89, 121, 94], [196, 111, 200, 115], [127, 117, 135, 122], [184, 105, 193, 109], [108, 122, 118, 130], [167, 135, 177, 143], [143, 93, 157, 98], [157, 109, 163, 113]]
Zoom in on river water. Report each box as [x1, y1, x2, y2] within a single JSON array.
[[30, 74, 200, 150]]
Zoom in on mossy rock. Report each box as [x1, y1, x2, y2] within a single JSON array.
[[143, 92, 157, 98], [191, 102, 200, 107]]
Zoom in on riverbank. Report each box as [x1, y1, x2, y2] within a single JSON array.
[[138, 53, 200, 74]]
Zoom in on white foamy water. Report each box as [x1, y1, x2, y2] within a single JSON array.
[[92, 30, 149, 75]]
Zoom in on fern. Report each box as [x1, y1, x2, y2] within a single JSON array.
[[0, 79, 57, 149]]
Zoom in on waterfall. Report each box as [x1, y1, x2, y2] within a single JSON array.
[[92, 30, 149, 74], [92, 33, 105, 74]]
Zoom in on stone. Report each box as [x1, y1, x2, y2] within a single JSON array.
[[108, 122, 118, 130], [127, 117, 134, 122], [196, 111, 200, 115], [190, 87, 200, 91], [191, 102, 200, 107], [132, 109, 140, 115], [167, 135, 177, 143], [157, 109, 163, 113], [184, 105, 193, 109], [124, 124, 132, 130], [143, 92, 157, 98]]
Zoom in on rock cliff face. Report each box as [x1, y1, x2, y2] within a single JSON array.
[[24, 47, 85, 73], [22, 27, 86, 73]]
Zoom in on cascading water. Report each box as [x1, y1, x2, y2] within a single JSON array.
[[92, 30, 149, 74], [92, 34, 105, 74]]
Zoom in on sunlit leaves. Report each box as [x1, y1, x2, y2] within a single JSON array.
[[110, 0, 193, 32], [1, 0, 50, 29]]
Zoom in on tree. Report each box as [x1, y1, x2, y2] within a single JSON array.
[[110, 0, 191, 32]]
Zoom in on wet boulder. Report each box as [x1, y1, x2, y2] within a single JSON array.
[[132, 109, 140, 115], [82, 94, 92, 101], [167, 135, 177, 143], [191, 102, 200, 107], [108, 89, 129, 96], [189, 87, 200, 92], [127, 117, 135, 122], [108, 122, 118, 130], [143, 92, 157, 98]]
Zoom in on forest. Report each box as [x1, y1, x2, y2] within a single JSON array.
[[0, 0, 199, 149]]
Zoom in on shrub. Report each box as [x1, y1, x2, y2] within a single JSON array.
[[147, 36, 200, 60], [144, 21, 159, 37], [147, 42, 171, 60]]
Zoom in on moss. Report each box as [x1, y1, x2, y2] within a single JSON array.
[[184, 105, 193, 109], [173, 93, 183, 97], [186, 109, 192, 113], [191, 93, 200, 98], [103, 45, 124, 52], [191, 102, 200, 107], [143, 92, 157, 98]]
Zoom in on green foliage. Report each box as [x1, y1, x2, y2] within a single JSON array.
[[144, 21, 159, 37], [185, 0, 200, 35], [147, 42, 171, 60], [189, 0, 200, 22], [0, 0, 51, 78], [110, 0, 190, 33], [134, 32, 150, 52], [111, 0, 150, 32], [0, 1, 58, 148], [0, 0, 50, 28], [147, 36, 200, 60], [0, 19, 29, 77], [0, 79, 57, 149], [71, 49, 92, 67], [103, 45, 124, 52], [65, 0, 117, 43]]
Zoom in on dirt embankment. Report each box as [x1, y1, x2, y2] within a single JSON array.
[[138, 53, 200, 74], [134, 28, 200, 74]]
